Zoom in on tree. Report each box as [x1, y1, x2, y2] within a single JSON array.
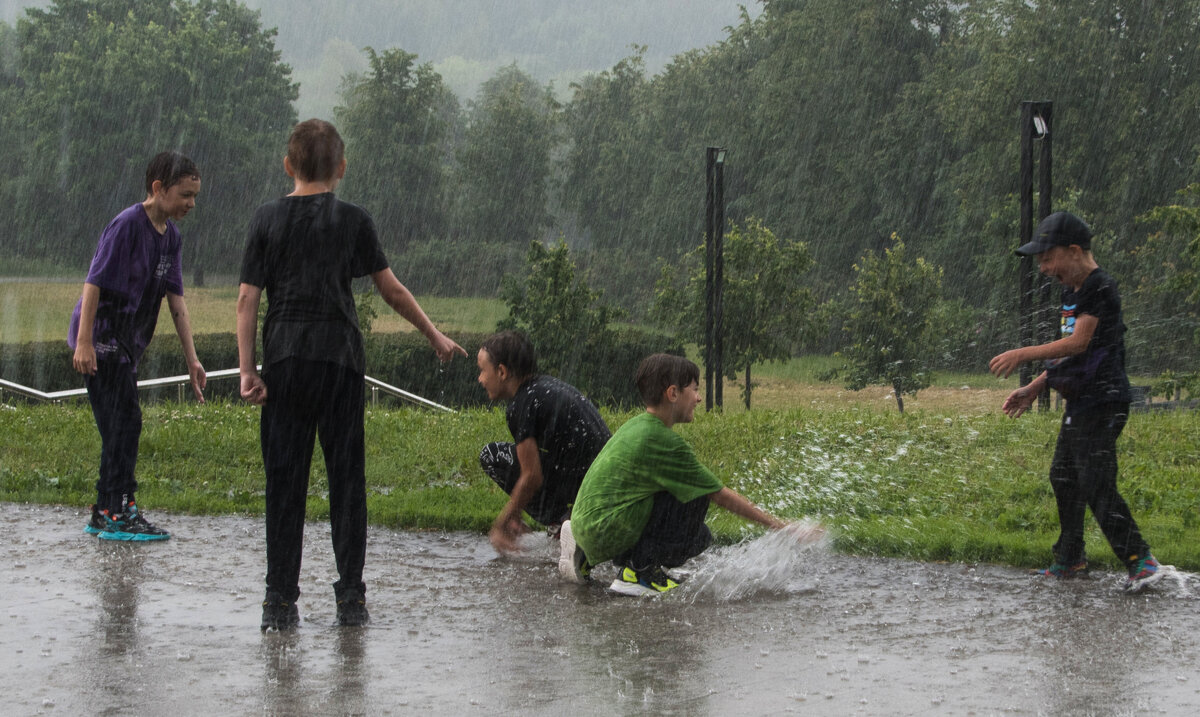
[[8, 0, 298, 275], [653, 217, 818, 408], [335, 46, 457, 256], [498, 239, 621, 383], [455, 64, 558, 246], [839, 235, 943, 413]]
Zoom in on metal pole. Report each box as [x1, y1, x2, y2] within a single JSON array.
[[713, 150, 725, 409], [1035, 103, 1054, 411], [704, 147, 718, 412], [1018, 102, 1035, 389]]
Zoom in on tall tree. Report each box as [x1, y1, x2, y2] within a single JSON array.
[[654, 217, 819, 408], [335, 47, 457, 256], [455, 64, 558, 246], [8, 0, 297, 275]]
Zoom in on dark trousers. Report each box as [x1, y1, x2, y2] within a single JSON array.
[[261, 359, 367, 602], [478, 441, 571, 526], [619, 491, 713, 571], [85, 359, 142, 512], [1049, 403, 1149, 567]]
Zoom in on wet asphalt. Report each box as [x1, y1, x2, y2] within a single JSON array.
[[3, 502, 1199, 716]]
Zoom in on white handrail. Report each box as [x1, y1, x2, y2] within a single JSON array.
[[0, 368, 453, 412]]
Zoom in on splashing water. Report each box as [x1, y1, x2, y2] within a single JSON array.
[[678, 520, 829, 603]]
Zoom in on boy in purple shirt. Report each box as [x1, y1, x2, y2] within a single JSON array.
[[70, 152, 207, 541]]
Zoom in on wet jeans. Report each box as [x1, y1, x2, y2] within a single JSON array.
[[479, 441, 572, 526], [85, 359, 141, 512], [1049, 402, 1149, 567], [261, 358, 367, 601], [619, 491, 713, 571]]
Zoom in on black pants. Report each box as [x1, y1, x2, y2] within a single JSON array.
[[478, 441, 573, 526], [85, 359, 142, 512], [261, 359, 367, 601], [619, 491, 713, 571], [1049, 403, 1149, 567]]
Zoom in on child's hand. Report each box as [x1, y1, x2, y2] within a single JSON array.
[[780, 521, 825, 544], [240, 372, 267, 405], [430, 331, 467, 363], [73, 343, 97, 376], [1001, 387, 1035, 418], [989, 349, 1024, 378], [189, 360, 207, 404]]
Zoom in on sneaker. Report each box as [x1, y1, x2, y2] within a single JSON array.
[[83, 505, 110, 535], [557, 520, 591, 584], [95, 504, 170, 542], [1124, 555, 1165, 593], [336, 588, 369, 627], [1034, 559, 1088, 579], [261, 591, 300, 631], [609, 566, 680, 597]]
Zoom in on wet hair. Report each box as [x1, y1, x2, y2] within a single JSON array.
[[636, 353, 699, 407], [287, 118, 345, 183], [479, 330, 538, 380], [144, 152, 200, 194]]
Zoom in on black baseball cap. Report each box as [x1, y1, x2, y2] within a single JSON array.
[[1015, 211, 1093, 256]]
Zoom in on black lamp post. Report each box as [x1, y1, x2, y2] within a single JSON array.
[[1018, 101, 1053, 409], [705, 147, 726, 411]]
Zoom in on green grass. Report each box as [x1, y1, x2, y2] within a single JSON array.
[[3, 399, 1198, 571]]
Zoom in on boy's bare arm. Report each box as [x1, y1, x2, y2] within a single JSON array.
[[989, 314, 1098, 378], [370, 268, 466, 361], [73, 283, 101, 376], [236, 283, 267, 404], [490, 437, 543, 554], [709, 487, 787, 530], [167, 293, 206, 402]]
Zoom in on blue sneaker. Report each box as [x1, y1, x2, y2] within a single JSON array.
[[93, 504, 171, 542]]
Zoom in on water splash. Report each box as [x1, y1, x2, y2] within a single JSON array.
[[677, 521, 829, 603]]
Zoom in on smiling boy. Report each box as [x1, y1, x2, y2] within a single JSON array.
[[71, 151, 207, 541], [563, 353, 821, 596], [989, 211, 1164, 592]]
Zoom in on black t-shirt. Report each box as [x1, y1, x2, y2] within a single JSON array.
[[240, 194, 388, 373], [506, 375, 612, 497], [1046, 268, 1131, 415]]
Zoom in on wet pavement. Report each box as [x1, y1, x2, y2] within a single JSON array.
[[3, 502, 1199, 716]]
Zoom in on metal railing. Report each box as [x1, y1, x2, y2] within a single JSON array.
[[0, 368, 453, 412]]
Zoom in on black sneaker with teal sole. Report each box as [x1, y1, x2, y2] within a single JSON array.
[[95, 504, 170, 542]]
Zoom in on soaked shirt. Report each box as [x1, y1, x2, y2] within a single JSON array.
[[240, 193, 388, 373], [67, 204, 184, 369], [507, 374, 611, 504], [1045, 268, 1131, 415], [571, 412, 723, 565]]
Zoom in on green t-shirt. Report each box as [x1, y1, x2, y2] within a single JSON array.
[[571, 412, 724, 564]]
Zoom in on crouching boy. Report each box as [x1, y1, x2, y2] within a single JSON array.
[[561, 354, 821, 596]]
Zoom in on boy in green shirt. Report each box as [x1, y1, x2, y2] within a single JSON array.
[[562, 354, 821, 596]]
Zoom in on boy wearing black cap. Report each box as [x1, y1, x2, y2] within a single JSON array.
[[989, 211, 1164, 592]]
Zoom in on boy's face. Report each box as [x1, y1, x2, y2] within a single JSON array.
[[671, 380, 702, 424], [1036, 245, 1082, 286], [157, 176, 201, 221], [476, 349, 513, 401]]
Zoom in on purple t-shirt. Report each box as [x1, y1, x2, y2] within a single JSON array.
[[68, 203, 185, 368]]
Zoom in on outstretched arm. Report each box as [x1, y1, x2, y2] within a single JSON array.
[[371, 268, 466, 362], [710, 487, 786, 530], [166, 293, 206, 403], [989, 314, 1097, 378]]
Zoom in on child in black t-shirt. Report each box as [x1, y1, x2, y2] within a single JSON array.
[[989, 211, 1164, 593], [475, 330, 611, 555], [237, 119, 466, 630]]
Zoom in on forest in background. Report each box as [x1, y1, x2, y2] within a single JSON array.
[[0, 0, 1198, 376]]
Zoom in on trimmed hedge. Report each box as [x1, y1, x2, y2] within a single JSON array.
[[1, 328, 683, 408]]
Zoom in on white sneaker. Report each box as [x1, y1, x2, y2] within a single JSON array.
[[558, 520, 590, 583]]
